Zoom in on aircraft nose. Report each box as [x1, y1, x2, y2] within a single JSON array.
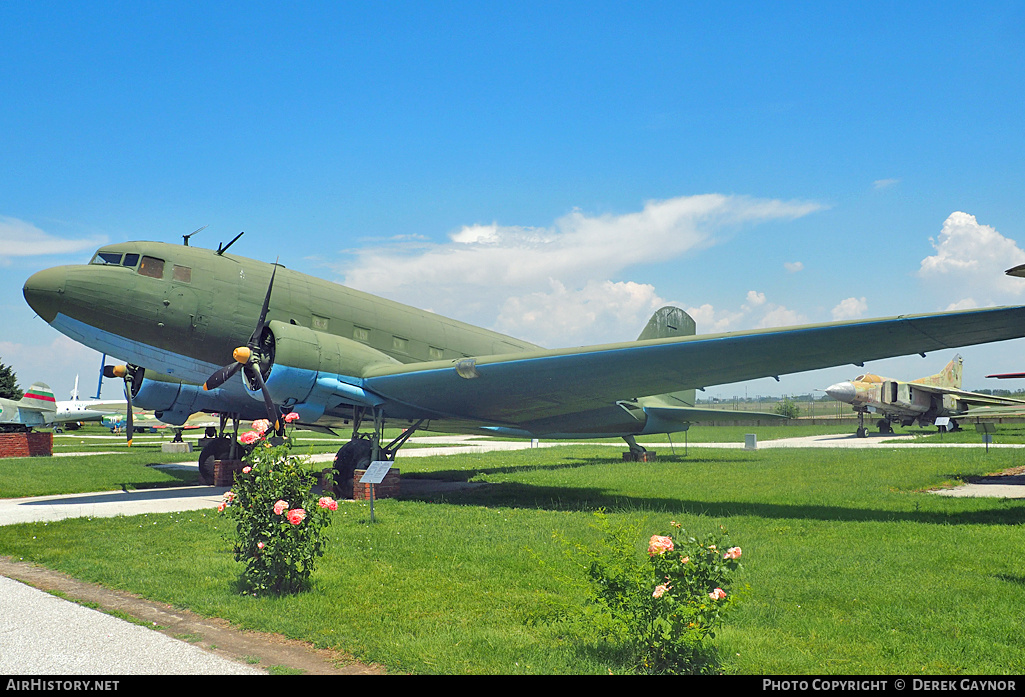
[[824, 381, 856, 403], [23, 266, 67, 322]]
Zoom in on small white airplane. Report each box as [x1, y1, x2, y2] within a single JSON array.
[[49, 375, 126, 430]]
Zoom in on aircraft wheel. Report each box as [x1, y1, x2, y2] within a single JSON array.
[[198, 436, 233, 485], [333, 438, 374, 499], [856, 427, 868, 438], [950, 419, 960, 432]]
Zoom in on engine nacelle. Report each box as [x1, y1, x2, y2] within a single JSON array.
[[132, 371, 258, 425], [261, 320, 400, 405]]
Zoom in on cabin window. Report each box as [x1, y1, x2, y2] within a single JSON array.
[[392, 336, 409, 352], [122, 253, 139, 268], [312, 314, 329, 331], [138, 256, 165, 279], [429, 346, 444, 360], [172, 264, 192, 283], [91, 252, 123, 265], [353, 326, 370, 342]]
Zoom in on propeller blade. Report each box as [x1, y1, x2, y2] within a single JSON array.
[[244, 363, 281, 434], [203, 362, 242, 391], [250, 260, 278, 346]]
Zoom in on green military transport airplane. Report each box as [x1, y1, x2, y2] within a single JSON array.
[[22, 236, 1025, 487]]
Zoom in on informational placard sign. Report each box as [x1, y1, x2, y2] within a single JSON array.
[[360, 461, 393, 484], [360, 461, 393, 523]]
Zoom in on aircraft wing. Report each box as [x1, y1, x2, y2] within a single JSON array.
[[987, 372, 1025, 379], [895, 383, 1025, 408], [361, 305, 1025, 425]]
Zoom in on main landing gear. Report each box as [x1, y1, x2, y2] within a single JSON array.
[[197, 413, 254, 485], [330, 408, 424, 499]]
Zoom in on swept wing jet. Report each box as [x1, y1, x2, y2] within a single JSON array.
[[22, 239, 1025, 486], [825, 355, 1025, 437], [0, 383, 57, 431]]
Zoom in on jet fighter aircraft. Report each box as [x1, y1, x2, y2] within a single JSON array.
[[825, 354, 1025, 437], [22, 237, 1025, 486], [0, 383, 56, 431]]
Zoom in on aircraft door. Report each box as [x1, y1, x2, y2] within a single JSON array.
[[161, 283, 208, 343]]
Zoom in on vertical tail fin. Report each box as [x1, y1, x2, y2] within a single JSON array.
[[636, 306, 696, 341], [914, 354, 963, 389], [20, 383, 57, 412], [637, 306, 697, 407]]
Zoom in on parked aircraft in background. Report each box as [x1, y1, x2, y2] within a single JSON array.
[[825, 355, 1025, 437], [22, 236, 1025, 487], [49, 375, 125, 430], [0, 383, 56, 431]]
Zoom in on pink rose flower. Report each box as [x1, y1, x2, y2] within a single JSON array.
[[287, 508, 306, 525], [239, 430, 261, 445], [652, 583, 671, 599], [284, 412, 300, 423], [257, 542, 265, 550], [273, 500, 288, 515], [242, 466, 251, 474], [217, 502, 226, 513], [648, 535, 674, 556], [709, 588, 727, 601], [724, 546, 742, 560], [252, 419, 271, 434], [318, 496, 338, 511]]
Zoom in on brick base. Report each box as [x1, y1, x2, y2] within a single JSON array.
[[0, 432, 53, 458], [214, 459, 246, 487], [623, 450, 657, 462], [352, 468, 400, 500]]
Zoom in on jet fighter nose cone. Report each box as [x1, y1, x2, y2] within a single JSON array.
[[23, 267, 67, 323], [824, 381, 856, 404]]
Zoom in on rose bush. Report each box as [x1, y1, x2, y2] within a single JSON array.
[[218, 415, 335, 595], [575, 512, 744, 674]]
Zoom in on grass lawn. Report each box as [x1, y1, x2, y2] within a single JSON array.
[[2, 439, 1025, 674]]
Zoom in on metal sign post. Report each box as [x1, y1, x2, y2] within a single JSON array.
[[360, 460, 393, 523]]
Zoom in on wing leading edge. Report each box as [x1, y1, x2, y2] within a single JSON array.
[[361, 305, 1025, 426]]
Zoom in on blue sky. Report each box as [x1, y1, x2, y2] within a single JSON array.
[[2, 2, 1025, 402]]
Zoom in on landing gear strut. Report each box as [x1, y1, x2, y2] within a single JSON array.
[[856, 411, 867, 438], [331, 407, 423, 498], [198, 414, 246, 485]]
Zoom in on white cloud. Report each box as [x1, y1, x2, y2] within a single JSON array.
[[495, 279, 666, 346], [831, 296, 868, 321], [0, 216, 107, 262], [918, 212, 1025, 306], [756, 305, 808, 329], [784, 261, 804, 273], [335, 194, 823, 346], [685, 292, 807, 334], [873, 178, 900, 190]]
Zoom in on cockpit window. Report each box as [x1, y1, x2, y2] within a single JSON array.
[[138, 256, 165, 279], [122, 253, 140, 268], [91, 251, 123, 266], [172, 264, 192, 283]]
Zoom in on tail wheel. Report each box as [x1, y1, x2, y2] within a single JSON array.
[[198, 436, 233, 485], [333, 437, 374, 499]]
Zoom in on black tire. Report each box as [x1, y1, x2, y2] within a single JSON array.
[[856, 427, 868, 438], [198, 436, 233, 486], [333, 438, 374, 499]]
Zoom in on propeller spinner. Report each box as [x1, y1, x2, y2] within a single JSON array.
[[203, 262, 282, 434]]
